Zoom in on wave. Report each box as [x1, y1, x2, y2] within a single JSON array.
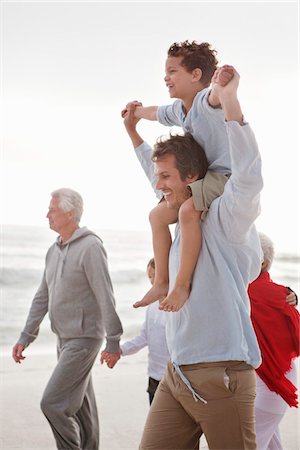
[[1, 267, 146, 288]]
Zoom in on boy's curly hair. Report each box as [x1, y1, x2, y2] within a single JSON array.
[[168, 40, 218, 86]]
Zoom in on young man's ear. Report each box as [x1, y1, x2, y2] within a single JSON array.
[[186, 173, 199, 183], [192, 68, 202, 82]]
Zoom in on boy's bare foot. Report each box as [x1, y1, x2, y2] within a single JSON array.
[[159, 285, 190, 312], [133, 283, 169, 308]]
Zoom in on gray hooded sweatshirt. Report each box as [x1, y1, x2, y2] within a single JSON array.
[[17, 227, 123, 353]]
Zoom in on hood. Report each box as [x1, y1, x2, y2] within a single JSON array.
[[55, 226, 102, 248]]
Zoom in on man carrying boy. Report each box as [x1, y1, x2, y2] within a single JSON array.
[[123, 68, 263, 449], [123, 41, 233, 313]]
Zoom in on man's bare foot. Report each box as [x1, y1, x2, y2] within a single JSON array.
[[159, 285, 190, 312], [133, 283, 169, 308]]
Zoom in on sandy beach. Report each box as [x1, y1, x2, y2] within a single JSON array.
[[1, 350, 298, 450]]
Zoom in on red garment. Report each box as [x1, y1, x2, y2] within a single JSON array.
[[248, 271, 300, 407]]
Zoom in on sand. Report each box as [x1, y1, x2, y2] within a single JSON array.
[[1, 350, 298, 450]]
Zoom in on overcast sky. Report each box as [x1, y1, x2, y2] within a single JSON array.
[[1, 1, 299, 253]]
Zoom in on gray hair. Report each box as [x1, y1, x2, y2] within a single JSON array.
[[259, 232, 274, 272], [51, 188, 83, 223]]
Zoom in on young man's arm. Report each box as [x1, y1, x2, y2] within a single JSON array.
[[123, 103, 162, 200], [215, 69, 263, 239]]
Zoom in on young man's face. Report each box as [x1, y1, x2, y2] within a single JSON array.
[[46, 197, 73, 234], [155, 154, 192, 210], [164, 56, 196, 99]]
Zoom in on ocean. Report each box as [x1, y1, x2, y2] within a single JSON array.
[[1, 224, 299, 355]]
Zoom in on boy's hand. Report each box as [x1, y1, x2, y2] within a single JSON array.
[[123, 102, 141, 132], [121, 100, 143, 119], [212, 65, 234, 87], [100, 351, 121, 369]]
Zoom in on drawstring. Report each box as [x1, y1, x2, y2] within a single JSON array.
[[173, 362, 207, 404], [61, 244, 69, 276]]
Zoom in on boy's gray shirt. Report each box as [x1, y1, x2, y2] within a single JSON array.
[[17, 227, 123, 353]]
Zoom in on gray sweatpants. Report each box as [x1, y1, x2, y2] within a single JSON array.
[[40, 337, 102, 450]]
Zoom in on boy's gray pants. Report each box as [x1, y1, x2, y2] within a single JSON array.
[[40, 337, 102, 450]]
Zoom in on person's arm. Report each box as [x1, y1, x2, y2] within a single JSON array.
[[134, 105, 158, 121], [121, 318, 148, 356], [123, 103, 163, 200], [83, 240, 123, 355], [122, 101, 144, 148], [214, 69, 263, 240], [13, 270, 49, 351]]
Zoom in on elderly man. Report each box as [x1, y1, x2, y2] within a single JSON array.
[[12, 188, 123, 450], [123, 69, 263, 449]]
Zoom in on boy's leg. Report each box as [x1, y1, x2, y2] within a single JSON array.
[[160, 196, 201, 312], [160, 172, 229, 312], [139, 362, 202, 450], [134, 201, 178, 308]]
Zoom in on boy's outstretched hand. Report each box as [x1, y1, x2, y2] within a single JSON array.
[[121, 101, 142, 119]]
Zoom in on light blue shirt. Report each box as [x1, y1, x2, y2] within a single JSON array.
[[135, 121, 263, 369], [157, 88, 231, 175]]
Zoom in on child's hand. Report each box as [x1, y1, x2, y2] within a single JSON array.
[[121, 100, 143, 118], [212, 65, 234, 87]]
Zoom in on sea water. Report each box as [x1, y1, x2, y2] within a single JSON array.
[[1, 224, 299, 355]]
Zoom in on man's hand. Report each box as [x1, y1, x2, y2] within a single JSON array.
[[122, 102, 144, 148], [209, 65, 236, 107], [100, 351, 121, 369], [121, 100, 142, 119], [12, 343, 26, 364]]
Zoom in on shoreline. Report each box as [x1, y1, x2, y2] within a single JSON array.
[[1, 351, 298, 449]]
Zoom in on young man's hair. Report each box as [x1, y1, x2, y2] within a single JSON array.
[[152, 133, 208, 181], [168, 40, 218, 86]]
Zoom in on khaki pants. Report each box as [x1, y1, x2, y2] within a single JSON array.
[[140, 360, 257, 450]]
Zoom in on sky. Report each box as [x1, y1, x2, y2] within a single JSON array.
[[1, 0, 299, 254]]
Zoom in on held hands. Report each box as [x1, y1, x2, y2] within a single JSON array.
[[121, 100, 142, 119], [100, 351, 121, 369], [122, 101, 142, 135], [12, 343, 26, 364], [209, 65, 239, 107]]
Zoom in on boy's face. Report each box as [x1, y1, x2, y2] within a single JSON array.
[[147, 266, 155, 285], [164, 56, 199, 100]]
